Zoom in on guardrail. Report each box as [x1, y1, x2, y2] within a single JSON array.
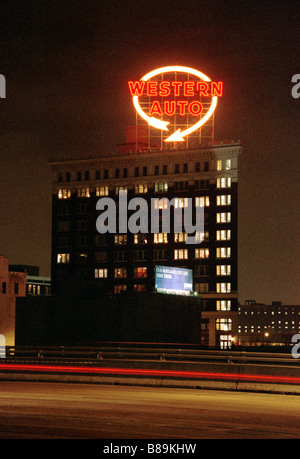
[[3, 345, 298, 366]]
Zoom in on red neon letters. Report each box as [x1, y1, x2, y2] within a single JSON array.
[[128, 80, 223, 98]]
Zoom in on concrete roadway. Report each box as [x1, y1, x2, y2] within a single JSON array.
[[0, 381, 299, 439]]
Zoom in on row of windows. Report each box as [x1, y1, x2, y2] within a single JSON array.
[[57, 178, 232, 199], [56, 230, 231, 247], [56, 160, 233, 183], [57, 247, 232, 263], [94, 266, 231, 279]]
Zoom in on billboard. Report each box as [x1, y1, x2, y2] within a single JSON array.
[[155, 265, 193, 295]]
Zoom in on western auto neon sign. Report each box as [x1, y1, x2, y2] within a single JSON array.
[[128, 66, 223, 142]]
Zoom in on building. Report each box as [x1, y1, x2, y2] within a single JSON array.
[[0, 255, 27, 346], [9, 265, 51, 296], [238, 300, 300, 346], [49, 128, 242, 347]]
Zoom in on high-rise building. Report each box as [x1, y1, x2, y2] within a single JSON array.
[[49, 131, 242, 348]]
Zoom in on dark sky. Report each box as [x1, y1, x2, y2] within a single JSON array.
[[0, 0, 299, 304]]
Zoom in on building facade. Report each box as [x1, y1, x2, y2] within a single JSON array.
[[238, 300, 300, 346], [0, 255, 27, 346], [49, 136, 242, 347]]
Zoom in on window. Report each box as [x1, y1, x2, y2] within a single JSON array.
[[85, 171, 89, 180], [175, 163, 180, 174], [195, 265, 209, 276], [204, 161, 209, 171], [163, 165, 167, 175], [57, 253, 70, 264], [58, 189, 71, 199], [77, 187, 90, 198], [174, 181, 188, 191], [195, 282, 209, 293], [216, 247, 231, 258], [216, 265, 231, 276], [154, 165, 159, 175], [174, 249, 188, 260], [115, 186, 128, 194], [77, 171, 82, 181], [216, 318, 232, 331], [66, 172, 71, 182], [96, 186, 109, 196], [95, 170, 100, 180], [225, 159, 232, 170], [217, 177, 231, 188], [174, 232, 187, 242], [57, 220, 70, 232], [195, 248, 209, 259], [195, 196, 210, 207], [133, 267, 147, 278], [195, 179, 209, 189], [216, 230, 231, 241], [216, 212, 231, 223], [143, 166, 147, 177], [114, 284, 127, 294], [114, 251, 127, 261], [154, 233, 168, 243], [95, 252, 108, 262], [135, 184, 148, 194], [95, 268, 108, 278], [104, 169, 109, 179], [134, 233, 148, 244], [133, 250, 147, 261], [114, 268, 127, 278], [153, 197, 168, 209], [216, 282, 231, 293], [217, 300, 231, 311], [114, 234, 127, 245], [2, 282, 6, 294], [183, 163, 188, 173], [134, 167, 139, 177], [115, 168, 120, 178], [123, 168, 128, 178], [217, 160, 222, 171], [154, 182, 168, 192], [195, 162, 200, 172], [153, 249, 167, 260], [133, 284, 147, 292], [216, 195, 231, 206], [174, 197, 189, 208]]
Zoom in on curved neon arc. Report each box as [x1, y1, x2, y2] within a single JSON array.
[[132, 65, 218, 142]]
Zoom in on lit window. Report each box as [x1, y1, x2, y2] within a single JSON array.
[[114, 268, 127, 278], [174, 197, 189, 208], [134, 234, 148, 244], [174, 249, 188, 260], [216, 265, 231, 276], [216, 212, 231, 223], [77, 187, 90, 198], [216, 318, 232, 331], [217, 177, 231, 188], [195, 196, 210, 207], [216, 230, 231, 241], [114, 234, 127, 245], [95, 268, 108, 278], [154, 182, 168, 192], [135, 184, 148, 194], [225, 159, 232, 170], [216, 247, 231, 258], [57, 253, 70, 264], [133, 284, 147, 292], [153, 198, 168, 209], [216, 300, 231, 311], [174, 232, 187, 242], [216, 282, 231, 293], [216, 195, 231, 206], [195, 248, 209, 259], [133, 267, 147, 278], [115, 186, 128, 194], [154, 233, 168, 244], [217, 160, 222, 171], [58, 189, 71, 199], [96, 186, 109, 196]]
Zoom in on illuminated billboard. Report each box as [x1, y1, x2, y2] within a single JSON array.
[[128, 65, 223, 143], [155, 265, 193, 295]]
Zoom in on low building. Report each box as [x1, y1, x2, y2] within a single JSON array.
[[0, 256, 27, 345], [238, 300, 300, 346]]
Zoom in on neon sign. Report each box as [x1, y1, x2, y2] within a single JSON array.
[[128, 66, 223, 142]]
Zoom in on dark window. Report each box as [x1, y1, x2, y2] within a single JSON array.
[[77, 171, 82, 181], [134, 167, 139, 177], [183, 163, 188, 173], [195, 162, 200, 172], [2, 282, 6, 294], [204, 161, 209, 171], [143, 166, 147, 176], [123, 168, 128, 178], [175, 164, 180, 174], [14, 283, 19, 295], [66, 172, 71, 182], [115, 168, 120, 178], [163, 165, 167, 175], [104, 169, 108, 179], [85, 171, 89, 180], [154, 165, 159, 175], [96, 170, 100, 180]]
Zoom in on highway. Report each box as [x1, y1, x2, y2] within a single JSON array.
[[0, 381, 299, 439]]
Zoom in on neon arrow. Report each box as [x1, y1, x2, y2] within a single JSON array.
[[133, 96, 169, 131], [165, 96, 218, 142]]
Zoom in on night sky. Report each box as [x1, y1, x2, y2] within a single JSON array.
[[0, 0, 299, 304]]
